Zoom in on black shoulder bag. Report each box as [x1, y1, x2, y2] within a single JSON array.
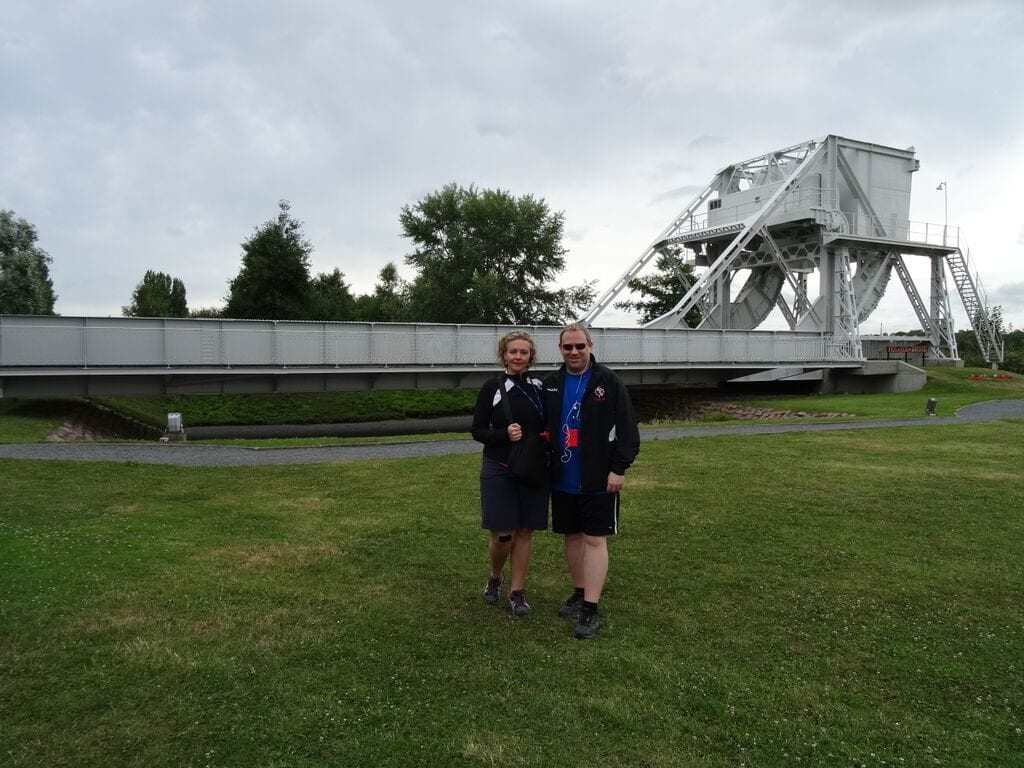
[[497, 375, 550, 488]]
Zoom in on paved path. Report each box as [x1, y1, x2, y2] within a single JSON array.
[[2, 400, 1022, 468]]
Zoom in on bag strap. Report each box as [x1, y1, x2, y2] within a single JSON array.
[[497, 374, 514, 424]]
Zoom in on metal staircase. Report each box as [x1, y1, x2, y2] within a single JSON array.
[[945, 236, 1003, 363]]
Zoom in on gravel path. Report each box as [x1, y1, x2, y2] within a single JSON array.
[[2, 400, 1022, 468]]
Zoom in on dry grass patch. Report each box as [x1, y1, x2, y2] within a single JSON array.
[[200, 541, 341, 569]]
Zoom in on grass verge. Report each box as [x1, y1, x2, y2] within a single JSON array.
[[1, 367, 1021, 446], [0, 399, 75, 443], [739, 366, 1023, 420], [2, 422, 1022, 767]]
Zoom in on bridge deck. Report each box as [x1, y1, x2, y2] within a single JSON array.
[[1, 315, 866, 397]]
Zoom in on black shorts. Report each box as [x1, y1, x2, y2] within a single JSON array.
[[480, 457, 549, 531], [551, 490, 619, 536]]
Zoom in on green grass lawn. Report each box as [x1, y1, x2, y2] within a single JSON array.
[[2, 422, 1022, 767], [740, 366, 1024, 420], [0, 400, 72, 443]]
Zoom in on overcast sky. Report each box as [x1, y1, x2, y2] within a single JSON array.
[[3, 0, 1023, 332]]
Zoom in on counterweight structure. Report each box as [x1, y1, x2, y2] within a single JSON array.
[[583, 135, 1003, 363]]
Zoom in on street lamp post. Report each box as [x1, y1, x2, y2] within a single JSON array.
[[936, 181, 948, 245]]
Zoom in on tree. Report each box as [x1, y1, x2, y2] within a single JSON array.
[[123, 270, 188, 317], [400, 183, 594, 325], [224, 200, 313, 320], [353, 262, 410, 322], [956, 304, 1008, 366], [0, 209, 57, 315], [189, 306, 224, 318], [309, 268, 356, 321], [1002, 330, 1024, 374], [614, 247, 702, 326]]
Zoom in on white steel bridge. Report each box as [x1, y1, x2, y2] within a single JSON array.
[[0, 135, 999, 398], [0, 315, 916, 398]]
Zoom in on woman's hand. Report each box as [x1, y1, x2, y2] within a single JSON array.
[[507, 422, 523, 442]]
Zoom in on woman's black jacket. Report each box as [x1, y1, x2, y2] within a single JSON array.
[[471, 372, 547, 464]]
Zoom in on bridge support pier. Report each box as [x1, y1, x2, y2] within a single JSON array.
[[819, 361, 926, 394]]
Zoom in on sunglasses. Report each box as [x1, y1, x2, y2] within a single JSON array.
[[561, 343, 588, 351]]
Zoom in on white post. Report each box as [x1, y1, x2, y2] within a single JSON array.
[[936, 181, 948, 246]]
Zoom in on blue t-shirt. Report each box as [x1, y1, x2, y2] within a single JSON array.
[[553, 368, 591, 494]]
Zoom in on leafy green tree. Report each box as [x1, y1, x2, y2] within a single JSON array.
[[0, 209, 57, 314], [954, 329, 982, 366], [310, 268, 356, 321], [614, 247, 702, 326], [353, 262, 410, 322], [400, 183, 594, 324], [189, 306, 224, 318], [956, 304, 1008, 366], [123, 270, 188, 317], [1002, 330, 1024, 374], [224, 200, 313, 320]]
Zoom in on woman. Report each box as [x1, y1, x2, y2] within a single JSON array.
[[471, 330, 549, 617]]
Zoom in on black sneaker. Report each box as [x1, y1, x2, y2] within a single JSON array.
[[507, 590, 531, 617], [573, 612, 600, 639], [482, 575, 503, 605], [557, 592, 584, 618]]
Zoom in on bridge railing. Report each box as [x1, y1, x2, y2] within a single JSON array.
[[840, 213, 962, 247], [0, 316, 856, 369]]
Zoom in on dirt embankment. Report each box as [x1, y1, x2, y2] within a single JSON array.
[[46, 403, 162, 442], [629, 389, 852, 423]]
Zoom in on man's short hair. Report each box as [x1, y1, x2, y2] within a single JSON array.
[[559, 322, 593, 345]]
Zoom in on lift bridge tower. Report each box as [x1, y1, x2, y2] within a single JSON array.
[[582, 135, 1004, 364]]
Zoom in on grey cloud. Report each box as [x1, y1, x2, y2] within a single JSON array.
[[2, 0, 1023, 318], [649, 185, 706, 206], [686, 136, 726, 152], [990, 282, 1024, 304], [476, 121, 515, 139]]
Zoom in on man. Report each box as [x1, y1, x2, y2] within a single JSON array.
[[544, 322, 640, 639]]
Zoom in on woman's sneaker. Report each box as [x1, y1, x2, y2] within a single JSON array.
[[482, 575, 503, 605], [507, 590, 531, 617], [557, 591, 584, 618]]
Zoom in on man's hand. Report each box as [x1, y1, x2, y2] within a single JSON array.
[[607, 472, 624, 493], [507, 423, 522, 442]]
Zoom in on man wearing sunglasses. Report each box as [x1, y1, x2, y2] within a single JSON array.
[[543, 322, 640, 639]]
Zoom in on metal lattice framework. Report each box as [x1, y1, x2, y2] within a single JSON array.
[[583, 135, 1003, 363]]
